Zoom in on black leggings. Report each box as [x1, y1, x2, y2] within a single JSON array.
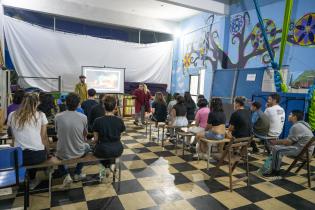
[[23, 149, 47, 180]]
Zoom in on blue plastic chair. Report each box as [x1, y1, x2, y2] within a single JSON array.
[[0, 147, 28, 209], [0, 147, 26, 188]]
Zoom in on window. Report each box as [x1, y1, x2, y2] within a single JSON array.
[[189, 69, 205, 103]]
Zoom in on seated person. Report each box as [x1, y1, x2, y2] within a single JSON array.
[[227, 97, 252, 140], [196, 98, 226, 159], [189, 98, 210, 134], [266, 110, 314, 176], [5, 89, 25, 124], [88, 93, 106, 132], [184, 92, 196, 123], [7, 93, 49, 189], [37, 92, 57, 123], [81, 88, 98, 117], [251, 101, 270, 152], [151, 92, 167, 127], [93, 95, 125, 182], [55, 93, 90, 187], [170, 95, 188, 138], [264, 93, 285, 138], [171, 95, 188, 127], [167, 92, 179, 122]]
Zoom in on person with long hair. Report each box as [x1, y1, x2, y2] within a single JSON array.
[[7, 93, 49, 189], [196, 98, 226, 159], [171, 95, 188, 127], [151, 92, 167, 128], [184, 92, 196, 122]]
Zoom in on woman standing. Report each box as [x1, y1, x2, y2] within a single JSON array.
[[7, 93, 49, 189]]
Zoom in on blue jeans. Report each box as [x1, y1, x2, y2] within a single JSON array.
[[58, 143, 91, 175], [205, 131, 224, 140], [58, 163, 83, 175]]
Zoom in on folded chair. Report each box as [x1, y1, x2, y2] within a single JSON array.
[[283, 137, 315, 188], [210, 136, 253, 192]]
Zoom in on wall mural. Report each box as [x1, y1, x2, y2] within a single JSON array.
[[182, 12, 315, 84]]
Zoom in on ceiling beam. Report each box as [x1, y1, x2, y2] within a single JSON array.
[[156, 0, 229, 15], [2, 0, 179, 34]]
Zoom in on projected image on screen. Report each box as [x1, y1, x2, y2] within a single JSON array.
[[83, 66, 125, 93]]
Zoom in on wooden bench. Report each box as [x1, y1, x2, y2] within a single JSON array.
[[210, 137, 252, 192], [176, 131, 195, 156], [199, 138, 231, 170], [24, 153, 122, 207]]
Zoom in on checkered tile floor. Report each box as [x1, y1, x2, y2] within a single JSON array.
[[1, 118, 315, 210]]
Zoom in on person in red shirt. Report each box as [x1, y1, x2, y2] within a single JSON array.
[[133, 83, 146, 125]]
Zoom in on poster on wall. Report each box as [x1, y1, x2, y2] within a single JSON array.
[[82, 66, 125, 93]]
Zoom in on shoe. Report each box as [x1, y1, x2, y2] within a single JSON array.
[[29, 179, 41, 190], [73, 173, 86, 182], [252, 147, 259, 154], [133, 121, 139, 126], [62, 174, 73, 188], [99, 165, 106, 182]]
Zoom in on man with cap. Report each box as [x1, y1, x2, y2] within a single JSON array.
[[75, 75, 88, 103]]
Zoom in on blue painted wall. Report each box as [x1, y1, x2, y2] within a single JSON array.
[[172, 0, 315, 97]]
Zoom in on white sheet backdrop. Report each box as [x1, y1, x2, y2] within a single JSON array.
[[4, 16, 173, 91]]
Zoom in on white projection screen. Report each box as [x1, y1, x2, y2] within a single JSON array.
[[82, 66, 125, 93]]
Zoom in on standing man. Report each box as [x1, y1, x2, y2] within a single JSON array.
[[75, 75, 88, 103], [133, 83, 146, 126]]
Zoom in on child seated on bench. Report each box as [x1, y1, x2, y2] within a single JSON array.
[[55, 93, 90, 187], [93, 95, 126, 182]]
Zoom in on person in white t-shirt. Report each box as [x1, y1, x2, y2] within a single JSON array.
[[7, 93, 49, 189], [264, 93, 285, 137]]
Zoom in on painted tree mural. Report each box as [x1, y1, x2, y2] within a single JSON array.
[[183, 12, 315, 72]]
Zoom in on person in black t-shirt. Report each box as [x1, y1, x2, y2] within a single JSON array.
[[151, 92, 167, 127], [227, 97, 252, 139], [93, 95, 126, 182], [88, 93, 106, 132], [81, 89, 98, 117]]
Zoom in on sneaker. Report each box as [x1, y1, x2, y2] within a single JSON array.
[[99, 165, 106, 182], [29, 179, 41, 190], [133, 121, 139, 126], [252, 147, 259, 154], [73, 173, 86, 182], [62, 174, 73, 188]]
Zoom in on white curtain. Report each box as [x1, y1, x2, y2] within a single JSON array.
[[4, 16, 173, 91]]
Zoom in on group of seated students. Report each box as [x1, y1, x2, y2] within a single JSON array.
[[146, 91, 314, 177], [6, 89, 124, 189], [4, 86, 314, 189]]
